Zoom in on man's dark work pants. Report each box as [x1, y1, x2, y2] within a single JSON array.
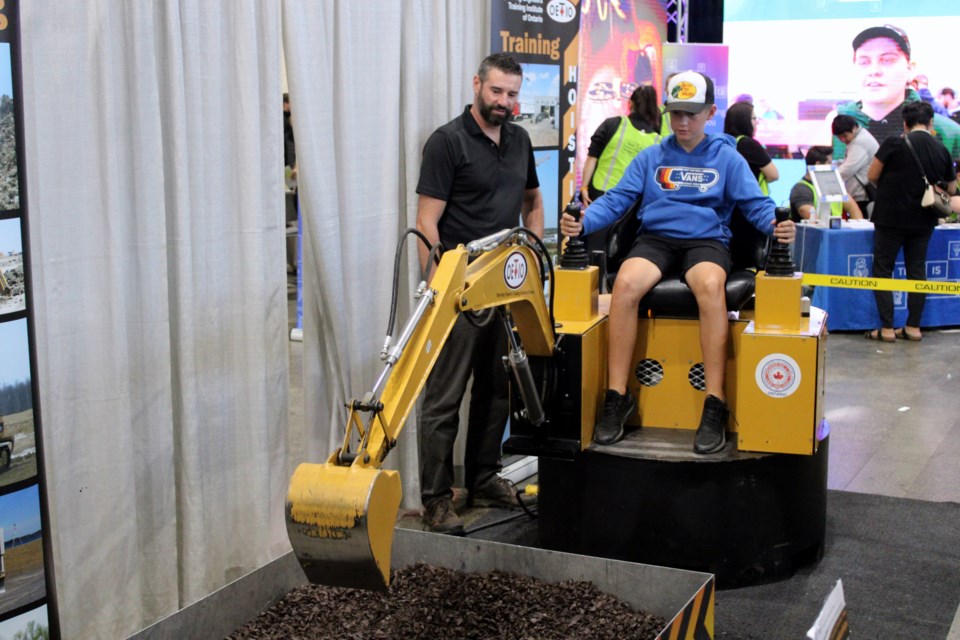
[[419, 313, 509, 504]]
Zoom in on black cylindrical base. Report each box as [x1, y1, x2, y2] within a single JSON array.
[[539, 435, 828, 588]]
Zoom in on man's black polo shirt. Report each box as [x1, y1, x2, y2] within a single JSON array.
[[417, 105, 539, 250]]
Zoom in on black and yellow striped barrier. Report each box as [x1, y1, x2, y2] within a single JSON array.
[[800, 273, 960, 295]]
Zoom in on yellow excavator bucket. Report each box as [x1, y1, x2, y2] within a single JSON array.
[[285, 462, 401, 591]]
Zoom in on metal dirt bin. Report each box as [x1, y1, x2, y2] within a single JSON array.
[[393, 528, 715, 639]]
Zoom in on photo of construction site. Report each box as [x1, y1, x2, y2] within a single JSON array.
[[0, 319, 36, 490], [0, 485, 45, 619], [0, 218, 23, 316], [533, 149, 559, 257], [0, 44, 17, 213], [515, 63, 559, 148]]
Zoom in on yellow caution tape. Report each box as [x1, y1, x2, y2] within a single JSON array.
[[801, 273, 960, 295]]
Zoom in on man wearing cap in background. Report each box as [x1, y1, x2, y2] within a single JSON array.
[[835, 24, 960, 161], [560, 71, 795, 455]]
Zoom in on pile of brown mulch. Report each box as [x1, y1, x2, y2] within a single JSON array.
[[227, 563, 666, 639]]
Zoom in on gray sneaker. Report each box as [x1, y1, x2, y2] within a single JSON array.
[[422, 497, 465, 535], [470, 475, 522, 509]]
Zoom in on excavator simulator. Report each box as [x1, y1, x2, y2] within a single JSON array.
[[286, 205, 829, 593]]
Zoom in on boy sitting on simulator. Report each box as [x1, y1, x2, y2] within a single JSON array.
[[560, 71, 795, 454]]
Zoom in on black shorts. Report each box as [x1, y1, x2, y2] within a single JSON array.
[[625, 235, 731, 279]]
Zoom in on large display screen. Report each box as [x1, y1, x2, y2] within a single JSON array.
[[724, 1, 960, 158]]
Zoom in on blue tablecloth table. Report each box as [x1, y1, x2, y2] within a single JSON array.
[[793, 222, 960, 331]]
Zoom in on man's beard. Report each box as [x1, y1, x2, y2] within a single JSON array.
[[478, 99, 510, 126]]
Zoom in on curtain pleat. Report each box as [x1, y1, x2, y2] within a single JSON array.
[[282, 0, 488, 510], [18, 0, 487, 636], [21, 2, 287, 637]]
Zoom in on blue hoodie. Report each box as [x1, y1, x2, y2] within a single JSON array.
[[581, 133, 776, 245]]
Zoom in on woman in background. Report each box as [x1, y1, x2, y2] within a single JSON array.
[[580, 85, 662, 206], [724, 101, 779, 195], [865, 101, 956, 342]]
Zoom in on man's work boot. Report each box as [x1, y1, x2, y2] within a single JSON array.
[[594, 389, 637, 445], [422, 497, 465, 535], [470, 475, 527, 509], [694, 394, 730, 454]]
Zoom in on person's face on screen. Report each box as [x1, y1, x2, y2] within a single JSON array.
[[474, 68, 522, 127], [854, 37, 912, 110]]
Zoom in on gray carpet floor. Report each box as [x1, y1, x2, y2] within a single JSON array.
[[715, 490, 960, 639]]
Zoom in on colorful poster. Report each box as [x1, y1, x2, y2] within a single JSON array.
[[0, 1, 58, 635], [576, 0, 667, 190], [491, 0, 581, 255]]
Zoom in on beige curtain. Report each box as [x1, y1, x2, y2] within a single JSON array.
[[21, 2, 287, 637], [282, 0, 489, 508]]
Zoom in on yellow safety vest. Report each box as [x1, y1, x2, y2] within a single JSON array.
[[800, 179, 842, 218], [592, 117, 660, 191]]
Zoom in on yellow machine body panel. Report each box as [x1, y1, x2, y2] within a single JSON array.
[[577, 320, 606, 448], [553, 266, 599, 323], [754, 272, 804, 334], [553, 316, 607, 449], [735, 307, 827, 455], [628, 318, 747, 431]]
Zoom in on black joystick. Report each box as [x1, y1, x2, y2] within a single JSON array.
[[764, 206, 796, 277], [559, 198, 589, 269]]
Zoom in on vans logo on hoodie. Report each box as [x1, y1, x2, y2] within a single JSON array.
[[656, 166, 720, 192]]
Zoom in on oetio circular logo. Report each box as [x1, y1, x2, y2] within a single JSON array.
[[546, 0, 576, 23], [503, 251, 528, 289], [755, 353, 801, 398]]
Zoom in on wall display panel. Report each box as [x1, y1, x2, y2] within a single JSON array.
[[0, 319, 35, 488], [0, 40, 17, 213], [0, 604, 48, 639], [534, 150, 559, 246], [0, 1, 58, 635], [0, 217, 23, 315], [576, 0, 667, 187], [0, 486, 46, 623], [724, 1, 960, 158], [491, 0, 582, 258]]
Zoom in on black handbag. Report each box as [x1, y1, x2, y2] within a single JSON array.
[[903, 133, 953, 217]]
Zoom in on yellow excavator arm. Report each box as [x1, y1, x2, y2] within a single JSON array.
[[286, 230, 555, 590]]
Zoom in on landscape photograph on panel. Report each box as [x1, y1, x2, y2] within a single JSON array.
[[517, 63, 560, 148], [0, 603, 47, 637], [0, 485, 45, 619], [0, 318, 35, 488], [0, 43, 16, 213], [0, 217, 24, 316]]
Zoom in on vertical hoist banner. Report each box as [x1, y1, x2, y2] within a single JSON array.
[[0, 1, 59, 638], [491, 0, 581, 256]]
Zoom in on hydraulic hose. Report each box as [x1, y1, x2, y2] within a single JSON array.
[[385, 228, 442, 347]]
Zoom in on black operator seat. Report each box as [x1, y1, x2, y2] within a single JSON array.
[[600, 198, 771, 318]]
